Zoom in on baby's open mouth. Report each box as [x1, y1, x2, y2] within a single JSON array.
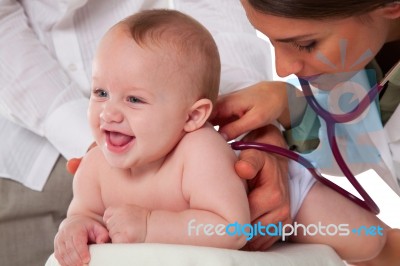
[[106, 131, 134, 147]]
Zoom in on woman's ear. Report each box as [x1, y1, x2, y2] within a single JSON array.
[[184, 98, 213, 132], [377, 2, 400, 19]]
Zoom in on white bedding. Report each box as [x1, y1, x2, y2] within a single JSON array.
[[46, 243, 345, 265]]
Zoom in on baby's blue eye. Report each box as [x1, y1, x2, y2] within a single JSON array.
[[127, 96, 143, 103], [93, 89, 108, 98]]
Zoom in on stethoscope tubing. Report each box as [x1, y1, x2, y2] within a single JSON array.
[[231, 141, 379, 214], [231, 78, 383, 215], [301, 77, 382, 214]]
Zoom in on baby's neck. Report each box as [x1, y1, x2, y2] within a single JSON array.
[[123, 156, 167, 180]]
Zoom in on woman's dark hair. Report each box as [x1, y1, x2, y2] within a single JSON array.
[[247, 0, 396, 19]]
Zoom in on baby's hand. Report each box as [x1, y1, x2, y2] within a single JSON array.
[[54, 216, 109, 266], [103, 205, 150, 243]]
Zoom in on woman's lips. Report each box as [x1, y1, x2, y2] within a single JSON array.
[[105, 131, 135, 153]]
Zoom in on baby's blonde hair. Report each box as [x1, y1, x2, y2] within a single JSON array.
[[119, 9, 221, 104]]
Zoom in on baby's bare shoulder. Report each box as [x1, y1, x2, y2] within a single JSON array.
[[74, 146, 109, 180], [178, 123, 235, 159], [80, 146, 107, 167], [181, 124, 226, 146]]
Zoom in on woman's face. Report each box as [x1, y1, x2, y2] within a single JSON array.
[[241, 1, 389, 81]]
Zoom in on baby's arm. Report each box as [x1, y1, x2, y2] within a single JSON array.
[[292, 182, 387, 263], [146, 125, 250, 249], [54, 148, 109, 266]]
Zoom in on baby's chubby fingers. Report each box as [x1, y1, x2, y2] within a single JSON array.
[[71, 234, 91, 264], [103, 206, 115, 228], [102, 205, 149, 243], [54, 233, 89, 266], [54, 216, 109, 266], [54, 239, 70, 266], [88, 221, 111, 244]]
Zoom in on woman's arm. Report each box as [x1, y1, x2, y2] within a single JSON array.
[[0, 0, 92, 159]]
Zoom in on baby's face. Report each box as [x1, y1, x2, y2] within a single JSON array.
[[89, 26, 193, 169]]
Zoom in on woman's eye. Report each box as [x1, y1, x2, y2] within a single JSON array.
[[292, 41, 316, 53], [127, 96, 143, 104], [93, 89, 108, 98]]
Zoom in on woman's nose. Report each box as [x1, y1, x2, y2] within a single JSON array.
[[274, 48, 303, 78], [100, 102, 123, 123]]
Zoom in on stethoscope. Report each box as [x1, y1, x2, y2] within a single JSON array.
[[231, 61, 400, 215]]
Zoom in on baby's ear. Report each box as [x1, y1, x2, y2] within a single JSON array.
[[184, 99, 213, 132]]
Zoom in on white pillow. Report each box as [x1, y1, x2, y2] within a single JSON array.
[[46, 243, 345, 266]]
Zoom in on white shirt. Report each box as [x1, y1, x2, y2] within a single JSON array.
[[0, 0, 272, 190]]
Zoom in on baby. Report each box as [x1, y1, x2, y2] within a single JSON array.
[[53, 9, 250, 266]]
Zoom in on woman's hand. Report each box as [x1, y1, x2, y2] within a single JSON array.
[[236, 125, 292, 251], [211, 81, 291, 141], [66, 158, 82, 175]]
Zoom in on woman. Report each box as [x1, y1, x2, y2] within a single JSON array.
[[213, 0, 400, 265], [215, 1, 400, 195]]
